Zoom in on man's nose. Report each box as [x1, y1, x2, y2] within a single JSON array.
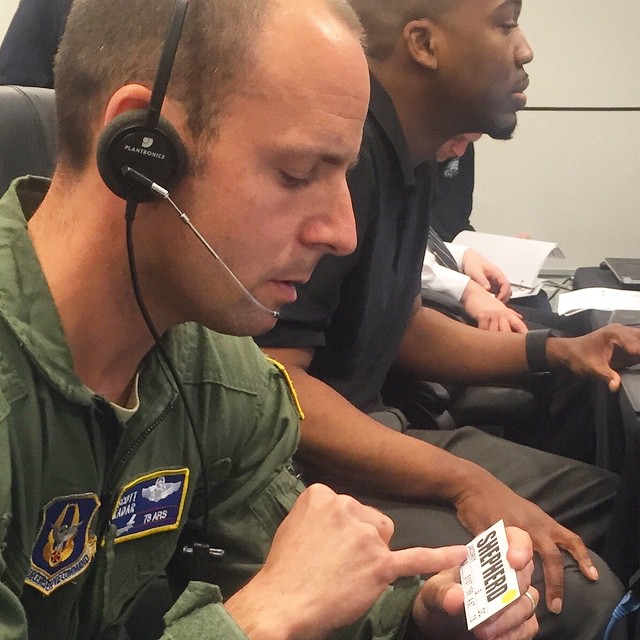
[[516, 31, 534, 67], [325, 183, 357, 256], [302, 181, 357, 257]]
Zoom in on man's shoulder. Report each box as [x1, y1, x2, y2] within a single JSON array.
[[171, 324, 303, 427], [171, 324, 287, 395]]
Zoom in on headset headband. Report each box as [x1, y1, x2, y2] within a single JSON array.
[[147, 0, 189, 129]]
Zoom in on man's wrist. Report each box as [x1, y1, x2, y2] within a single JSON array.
[[525, 329, 562, 373], [439, 456, 489, 502], [460, 278, 482, 304], [225, 586, 296, 640]]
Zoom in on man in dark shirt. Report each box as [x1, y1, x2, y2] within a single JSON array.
[[0, 0, 72, 87], [257, 1, 640, 638], [268, 75, 434, 411]]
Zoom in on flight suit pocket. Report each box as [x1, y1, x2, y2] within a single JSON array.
[[247, 463, 304, 536]]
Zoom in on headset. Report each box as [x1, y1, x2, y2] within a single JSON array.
[[93, 0, 228, 565], [96, 0, 188, 202], [94, 0, 279, 318]]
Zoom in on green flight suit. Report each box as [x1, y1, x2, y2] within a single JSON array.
[[0, 178, 420, 640]]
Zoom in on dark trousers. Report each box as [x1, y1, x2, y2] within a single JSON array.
[[302, 425, 626, 640]]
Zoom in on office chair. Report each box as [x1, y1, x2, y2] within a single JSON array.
[[0, 85, 57, 195]]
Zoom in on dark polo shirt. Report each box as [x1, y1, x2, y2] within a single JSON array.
[[257, 75, 434, 412]]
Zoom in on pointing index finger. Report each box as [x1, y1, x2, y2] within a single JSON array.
[[390, 545, 468, 581]]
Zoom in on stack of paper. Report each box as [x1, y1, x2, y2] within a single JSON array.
[[557, 287, 640, 316]]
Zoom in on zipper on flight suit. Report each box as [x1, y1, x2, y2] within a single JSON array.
[[95, 399, 174, 540]]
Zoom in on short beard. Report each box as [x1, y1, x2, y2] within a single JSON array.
[[486, 117, 518, 141]]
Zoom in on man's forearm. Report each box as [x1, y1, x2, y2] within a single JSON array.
[[396, 305, 530, 382], [265, 354, 484, 502]]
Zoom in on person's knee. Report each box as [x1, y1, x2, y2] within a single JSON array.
[[533, 551, 624, 639]]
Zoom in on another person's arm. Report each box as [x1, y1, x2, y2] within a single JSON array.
[[398, 296, 640, 391], [457, 247, 512, 302], [263, 311, 640, 615], [397, 299, 530, 382], [0, 573, 30, 639], [423, 252, 526, 334], [262, 340, 593, 616], [459, 280, 526, 333]]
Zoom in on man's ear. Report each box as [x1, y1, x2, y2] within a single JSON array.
[[402, 19, 439, 70], [103, 84, 153, 126]]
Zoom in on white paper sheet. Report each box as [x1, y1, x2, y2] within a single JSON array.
[[453, 231, 564, 289], [557, 287, 640, 316]]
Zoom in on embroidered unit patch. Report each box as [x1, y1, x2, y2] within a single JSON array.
[[443, 157, 460, 178], [25, 493, 100, 595], [111, 468, 189, 543]]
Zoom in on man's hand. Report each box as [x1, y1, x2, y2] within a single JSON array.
[[547, 323, 640, 392], [411, 527, 539, 640], [461, 280, 527, 333], [453, 468, 598, 616], [462, 249, 512, 302], [225, 484, 468, 640]]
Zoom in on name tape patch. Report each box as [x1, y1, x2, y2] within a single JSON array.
[[461, 520, 520, 630], [26, 493, 100, 595], [111, 468, 189, 543]]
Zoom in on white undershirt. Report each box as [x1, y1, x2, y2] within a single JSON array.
[[104, 373, 141, 423]]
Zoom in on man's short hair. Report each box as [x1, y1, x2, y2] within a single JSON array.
[[55, 0, 363, 174], [348, 0, 458, 60]]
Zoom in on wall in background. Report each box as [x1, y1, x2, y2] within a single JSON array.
[[0, 1, 20, 41], [473, 0, 640, 272]]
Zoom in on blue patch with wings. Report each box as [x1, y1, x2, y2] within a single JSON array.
[[111, 468, 189, 543]]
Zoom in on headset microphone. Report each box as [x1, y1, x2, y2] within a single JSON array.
[[123, 166, 280, 319]]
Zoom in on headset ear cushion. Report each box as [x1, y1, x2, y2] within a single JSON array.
[[97, 109, 187, 201]]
